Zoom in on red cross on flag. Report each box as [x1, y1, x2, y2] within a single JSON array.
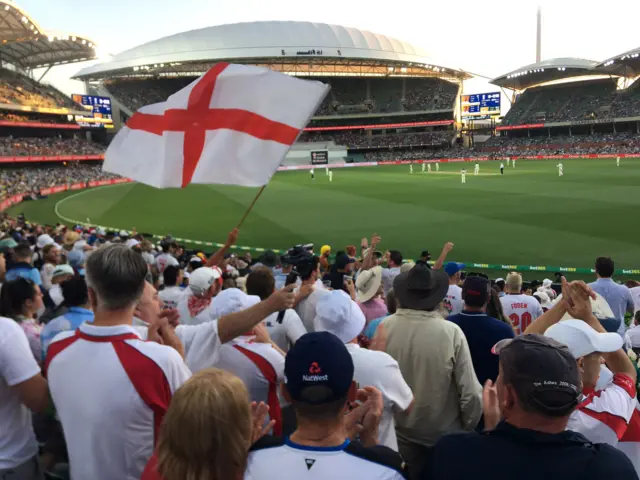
[[103, 63, 329, 188]]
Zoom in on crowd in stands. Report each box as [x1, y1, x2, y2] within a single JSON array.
[[0, 164, 119, 199], [299, 130, 452, 148], [503, 79, 640, 126], [0, 136, 104, 157], [109, 76, 458, 116], [0, 112, 71, 124], [0, 212, 639, 479], [0, 69, 79, 110]]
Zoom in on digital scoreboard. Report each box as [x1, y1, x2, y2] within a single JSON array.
[[310, 150, 328, 165], [461, 92, 501, 120], [72, 94, 114, 128]]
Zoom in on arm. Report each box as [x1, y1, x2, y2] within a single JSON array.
[[626, 289, 636, 315], [585, 313, 636, 384], [523, 300, 567, 335], [453, 329, 483, 430], [433, 242, 454, 270], [12, 374, 49, 413], [360, 234, 381, 271], [218, 285, 296, 344], [284, 310, 307, 346], [206, 228, 238, 267]]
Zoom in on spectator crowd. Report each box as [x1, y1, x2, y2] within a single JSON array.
[[0, 136, 104, 158], [0, 211, 639, 480], [0, 69, 78, 110]]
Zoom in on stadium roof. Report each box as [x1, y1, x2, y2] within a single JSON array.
[[491, 57, 609, 90], [0, 0, 97, 69], [596, 47, 640, 77], [73, 21, 470, 81]]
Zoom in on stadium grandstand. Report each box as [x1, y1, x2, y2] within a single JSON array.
[[0, 0, 107, 178], [72, 21, 469, 165]]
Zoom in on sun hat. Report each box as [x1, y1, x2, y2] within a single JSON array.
[[314, 290, 366, 343], [393, 262, 449, 311], [209, 288, 251, 318], [543, 278, 553, 288], [533, 291, 553, 309], [544, 320, 623, 359], [63, 231, 80, 246], [284, 332, 354, 405], [52, 264, 74, 278], [492, 334, 580, 416], [188, 267, 222, 297], [355, 266, 382, 303], [36, 234, 55, 250]]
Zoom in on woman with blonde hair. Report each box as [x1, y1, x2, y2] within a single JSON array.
[[142, 368, 273, 480]]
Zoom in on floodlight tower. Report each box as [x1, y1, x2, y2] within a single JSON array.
[[536, 6, 542, 63]]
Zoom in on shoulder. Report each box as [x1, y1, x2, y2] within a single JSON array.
[[0, 315, 24, 338], [344, 441, 408, 478], [434, 431, 484, 452], [589, 442, 638, 473], [123, 338, 186, 372]]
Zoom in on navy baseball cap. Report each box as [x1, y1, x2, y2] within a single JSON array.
[[444, 261, 466, 276], [285, 332, 354, 405], [462, 276, 490, 307]]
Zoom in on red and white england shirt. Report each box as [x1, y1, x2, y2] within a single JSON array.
[[45, 323, 192, 480], [214, 336, 285, 435], [499, 294, 543, 335], [618, 402, 640, 477], [567, 373, 637, 447]]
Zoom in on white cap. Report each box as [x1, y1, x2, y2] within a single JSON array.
[[314, 290, 366, 343], [36, 234, 55, 250], [209, 288, 251, 318], [495, 278, 505, 283], [119, 230, 129, 238], [545, 320, 623, 358], [542, 278, 553, 288], [189, 255, 203, 263], [52, 264, 74, 278], [188, 267, 222, 296], [125, 238, 140, 248], [96, 227, 106, 236], [533, 291, 552, 309]]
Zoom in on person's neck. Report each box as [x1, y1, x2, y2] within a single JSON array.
[[301, 278, 315, 286], [290, 417, 349, 448], [506, 289, 521, 295], [15, 258, 31, 265], [463, 305, 485, 313], [597, 275, 611, 280], [92, 308, 134, 327], [506, 413, 568, 435], [449, 279, 457, 286]]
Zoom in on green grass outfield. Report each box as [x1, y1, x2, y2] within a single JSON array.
[[8, 158, 640, 277]]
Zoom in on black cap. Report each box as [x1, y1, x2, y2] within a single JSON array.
[[462, 276, 490, 307], [493, 334, 580, 417]]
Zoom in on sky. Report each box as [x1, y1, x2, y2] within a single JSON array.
[[12, 0, 640, 98]]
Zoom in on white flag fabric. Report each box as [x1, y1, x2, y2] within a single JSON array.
[[103, 63, 329, 188]]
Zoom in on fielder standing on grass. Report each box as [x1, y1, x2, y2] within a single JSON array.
[[422, 162, 426, 173], [428, 163, 432, 172], [500, 162, 505, 175], [328, 170, 333, 182], [410, 163, 414, 174], [557, 162, 563, 177], [617, 156, 621, 167], [435, 161, 440, 171], [310, 168, 315, 181], [461, 167, 467, 184], [474, 162, 480, 176], [513, 157, 516, 168]]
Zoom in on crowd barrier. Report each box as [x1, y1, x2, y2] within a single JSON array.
[[0, 160, 638, 276]]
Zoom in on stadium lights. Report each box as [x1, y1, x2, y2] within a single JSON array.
[[48, 36, 53, 42], [4, 5, 10, 10], [81, 39, 86, 44], [72, 36, 76, 41]]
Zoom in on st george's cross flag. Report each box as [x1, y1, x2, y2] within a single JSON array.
[[103, 63, 329, 188]]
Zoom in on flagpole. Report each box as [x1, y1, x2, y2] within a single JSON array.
[[236, 185, 267, 229]]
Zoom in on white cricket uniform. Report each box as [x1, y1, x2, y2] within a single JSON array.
[[245, 437, 406, 480], [617, 156, 621, 166], [325, 166, 329, 175], [557, 163, 564, 176], [461, 169, 466, 184], [474, 163, 479, 175], [154, 253, 179, 275], [158, 286, 185, 310], [45, 323, 191, 480], [506, 158, 510, 166], [215, 337, 285, 434], [263, 309, 307, 352], [329, 171, 333, 182], [499, 294, 544, 335], [427, 163, 432, 172], [422, 163, 426, 172], [409, 164, 413, 174], [435, 162, 439, 171], [0, 318, 40, 470], [346, 343, 413, 451], [567, 373, 636, 448], [444, 284, 464, 316], [512, 158, 516, 167]]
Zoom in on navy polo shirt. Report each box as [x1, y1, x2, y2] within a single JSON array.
[[447, 310, 515, 385], [424, 421, 638, 480]]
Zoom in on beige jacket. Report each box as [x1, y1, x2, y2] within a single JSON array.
[[383, 308, 482, 447]]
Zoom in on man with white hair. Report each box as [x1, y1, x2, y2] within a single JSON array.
[[499, 272, 543, 334], [314, 289, 413, 451], [176, 267, 223, 325]]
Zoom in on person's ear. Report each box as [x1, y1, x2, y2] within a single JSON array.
[[87, 287, 98, 310], [503, 384, 517, 417], [347, 381, 357, 403]]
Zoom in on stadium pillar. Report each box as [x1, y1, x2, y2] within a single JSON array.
[[613, 123, 617, 133]]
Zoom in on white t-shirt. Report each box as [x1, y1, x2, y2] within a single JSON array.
[[382, 267, 401, 297], [142, 252, 155, 266], [154, 253, 179, 274], [245, 437, 406, 479], [345, 343, 413, 451], [41, 263, 56, 291], [630, 286, 640, 313], [500, 294, 544, 335], [443, 284, 463, 316], [176, 292, 215, 326], [158, 286, 185, 310], [0, 317, 40, 469], [46, 323, 191, 480], [49, 284, 64, 307], [295, 286, 330, 333], [263, 309, 307, 352]]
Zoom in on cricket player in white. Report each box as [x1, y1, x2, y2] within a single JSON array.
[[427, 163, 432, 172], [421, 163, 426, 172], [617, 156, 621, 167], [325, 166, 329, 175], [513, 158, 516, 168], [474, 162, 480, 175], [435, 161, 439, 171], [506, 158, 510, 166], [328, 170, 333, 182], [557, 162, 563, 177], [310, 168, 315, 181], [409, 163, 413, 174], [500, 162, 505, 175], [461, 168, 467, 184]]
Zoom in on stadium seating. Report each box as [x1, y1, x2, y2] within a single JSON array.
[[298, 130, 453, 148], [0, 135, 104, 157], [0, 68, 80, 110], [107, 76, 458, 116]]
